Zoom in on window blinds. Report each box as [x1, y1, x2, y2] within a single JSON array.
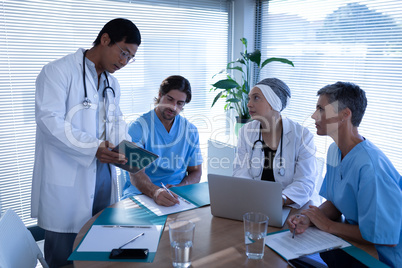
[[0, 0, 229, 226], [259, 0, 402, 173]]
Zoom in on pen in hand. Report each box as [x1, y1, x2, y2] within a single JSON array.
[[292, 215, 300, 239], [161, 182, 175, 198]]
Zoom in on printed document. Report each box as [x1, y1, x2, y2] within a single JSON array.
[[265, 227, 351, 260], [133, 194, 196, 216]]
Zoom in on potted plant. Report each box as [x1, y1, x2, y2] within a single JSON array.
[[210, 38, 294, 134]]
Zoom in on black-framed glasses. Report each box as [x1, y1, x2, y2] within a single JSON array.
[[115, 43, 136, 64]]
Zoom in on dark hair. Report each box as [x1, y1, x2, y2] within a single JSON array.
[[317, 81, 367, 127], [93, 18, 141, 46], [154, 75, 192, 104]]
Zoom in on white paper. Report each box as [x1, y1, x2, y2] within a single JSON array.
[[133, 194, 197, 216], [77, 225, 162, 252], [265, 227, 351, 260]]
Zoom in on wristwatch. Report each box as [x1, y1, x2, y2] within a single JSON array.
[[282, 194, 287, 206]]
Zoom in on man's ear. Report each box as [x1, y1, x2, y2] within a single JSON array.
[[100, 33, 111, 46], [342, 107, 352, 121]]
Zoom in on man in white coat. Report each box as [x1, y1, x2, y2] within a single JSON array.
[[31, 18, 141, 267]]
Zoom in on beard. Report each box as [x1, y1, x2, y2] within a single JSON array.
[[160, 107, 177, 121]]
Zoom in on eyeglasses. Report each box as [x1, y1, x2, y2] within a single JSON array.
[[115, 43, 136, 64]]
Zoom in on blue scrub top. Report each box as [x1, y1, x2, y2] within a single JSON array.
[[122, 110, 203, 197], [320, 140, 402, 268]]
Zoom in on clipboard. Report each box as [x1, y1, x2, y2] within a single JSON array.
[[112, 140, 158, 174]]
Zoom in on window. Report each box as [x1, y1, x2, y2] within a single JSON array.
[[259, 0, 402, 173], [0, 0, 229, 226]]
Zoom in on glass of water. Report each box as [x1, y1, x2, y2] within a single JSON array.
[[243, 212, 268, 259], [169, 220, 195, 268]]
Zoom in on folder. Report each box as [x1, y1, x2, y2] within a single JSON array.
[[265, 229, 388, 268], [68, 207, 167, 263], [170, 182, 210, 207], [130, 182, 210, 216]]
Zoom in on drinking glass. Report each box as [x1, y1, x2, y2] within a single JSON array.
[[243, 212, 268, 259], [169, 220, 195, 268]]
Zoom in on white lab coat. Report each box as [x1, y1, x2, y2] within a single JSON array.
[[233, 117, 317, 208], [31, 48, 129, 233]]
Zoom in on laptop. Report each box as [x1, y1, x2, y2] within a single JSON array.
[[208, 174, 291, 227]]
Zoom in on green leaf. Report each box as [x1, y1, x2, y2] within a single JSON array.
[[211, 91, 223, 107], [261, 57, 294, 69], [249, 50, 261, 67], [241, 37, 247, 48], [226, 61, 237, 68], [226, 98, 241, 103], [212, 79, 239, 89], [211, 68, 226, 79], [227, 66, 244, 73], [236, 58, 246, 65]]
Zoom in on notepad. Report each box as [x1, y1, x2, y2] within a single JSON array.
[[112, 140, 158, 174], [265, 227, 350, 261], [77, 225, 162, 252]]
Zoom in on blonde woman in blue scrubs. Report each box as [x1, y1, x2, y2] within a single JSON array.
[[288, 82, 401, 268]]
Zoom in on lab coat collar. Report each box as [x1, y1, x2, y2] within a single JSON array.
[[281, 116, 292, 149]]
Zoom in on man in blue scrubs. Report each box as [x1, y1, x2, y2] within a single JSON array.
[[287, 82, 401, 267], [122, 75, 203, 206]]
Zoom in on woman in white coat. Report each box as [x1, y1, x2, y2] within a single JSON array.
[[233, 78, 317, 208]]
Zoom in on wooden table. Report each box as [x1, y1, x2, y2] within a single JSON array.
[[73, 199, 377, 268]]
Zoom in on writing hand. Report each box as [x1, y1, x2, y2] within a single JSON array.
[[287, 214, 310, 235], [153, 188, 180, 207]]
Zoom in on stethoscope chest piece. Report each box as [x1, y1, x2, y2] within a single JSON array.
[[278, 167, 285, 176], [83, 97, 91, 109]]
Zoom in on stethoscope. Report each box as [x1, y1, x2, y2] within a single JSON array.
[[82, 50, 115, 109], [249, 126, 285, 179]]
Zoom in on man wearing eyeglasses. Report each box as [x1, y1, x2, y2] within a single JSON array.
[[121, 75, 203, 206], [31, 18, 141, 267]]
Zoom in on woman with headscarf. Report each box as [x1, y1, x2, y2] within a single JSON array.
[[288, 82, 401, 268], [233, 78, 318, 208]]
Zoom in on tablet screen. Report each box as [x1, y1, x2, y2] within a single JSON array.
[[289, 248, 368, 268]]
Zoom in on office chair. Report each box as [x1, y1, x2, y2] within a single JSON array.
[[0, 209, 49, 268], [207, 139, 236, 176]]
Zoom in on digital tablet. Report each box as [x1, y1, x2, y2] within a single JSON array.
[[112, 140, 159, 174], [289, 248, 368, 268]]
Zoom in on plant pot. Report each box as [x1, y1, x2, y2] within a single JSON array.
[[234, 117, 250, 136]]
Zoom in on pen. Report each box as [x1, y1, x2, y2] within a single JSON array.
[[102, 225, 151, 229], [119, 232, 145, 249], [292, 225, 296, 239], [292, 215, 300, 239], [161, 182, 175, 198]]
